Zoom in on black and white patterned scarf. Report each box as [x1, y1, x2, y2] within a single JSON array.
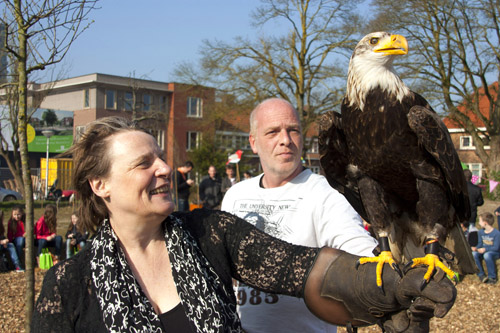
[[90, 217, 242, 332]]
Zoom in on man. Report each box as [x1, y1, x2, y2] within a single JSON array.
[[221, 164, 237, 196], [199, 165, 222, 209], [464, 169, 484, 226], [175, 161, 194, 212], [222, 98, 378, 332]]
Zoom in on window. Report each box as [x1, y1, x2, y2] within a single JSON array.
[[215, 131, 250, 150], [150, 129, 165, 150], [187, 97, 202, 117], [160, 95, 168, 112], [187, 131, 201, 150], [306, 138, 319, 153], [464, 163, 483, 179], [309, 166, 320, 174], [460, 136, 473, 149], [83, 89, 90, 108], [124, 92, 133, 111], [105, 90, 116, 109], [143, 94, 151, 111]]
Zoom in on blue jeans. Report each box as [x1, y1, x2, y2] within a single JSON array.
[[473, 250, 500, 280], [177, 199, 190, 212], [36, 236, 63, 257], [5, 243, 22, 269], [13, 237, 25, 263], [66, 239, 86, 258]]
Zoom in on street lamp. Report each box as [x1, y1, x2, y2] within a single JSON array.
[[41, 130, 55, 198]]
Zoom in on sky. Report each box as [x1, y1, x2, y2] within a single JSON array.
[[62, 0, 267, 82]]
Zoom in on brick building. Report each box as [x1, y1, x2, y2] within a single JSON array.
[[32, 73, 216, 170]]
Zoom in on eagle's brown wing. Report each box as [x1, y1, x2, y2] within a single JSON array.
[[408, 104, 477, 274], [318, 110, 368, 221], [407, 104, 470, 222]]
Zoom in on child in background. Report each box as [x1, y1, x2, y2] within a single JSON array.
[[65, 212, 88, 258], [35, 204, 62, 264], [0, 210, 23, 271], [472, 212, 500, 284], [7, 205, 26, 266]]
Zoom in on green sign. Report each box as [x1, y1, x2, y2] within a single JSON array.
[[28, 135, 73, 153]]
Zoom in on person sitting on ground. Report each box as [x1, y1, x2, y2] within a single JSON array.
[[7, 205, 26, 267], [65, 212, 88, 258], [461, 222, 478, 247], [32, 117, 457, 332], [35, 204, 63, 264], [0, 210, 23, 272], [472, 212, 500, 284]]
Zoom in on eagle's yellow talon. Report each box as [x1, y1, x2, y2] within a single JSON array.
[[357, 251, 398, 288], [408, 253, 457, 283]]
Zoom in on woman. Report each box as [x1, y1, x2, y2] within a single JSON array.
[[32, 117, 455, 332], [7, 205, 26, 265], [0, 210, 23, 271], [65, 212, 88, 258], [35, 204, 63, 263]]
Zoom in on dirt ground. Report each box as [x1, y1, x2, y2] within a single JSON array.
[[0, 200, 499, 332]]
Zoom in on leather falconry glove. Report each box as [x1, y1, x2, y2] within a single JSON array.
[[303, 248, 456, 332]]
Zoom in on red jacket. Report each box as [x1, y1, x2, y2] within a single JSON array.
[[35, 216, 56, 240], [7, 221, 25, 242]]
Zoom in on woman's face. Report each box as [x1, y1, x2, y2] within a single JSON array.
[[12, 210, 22, 221], [71, 214, 78, 225], [95, 131, 174, 222]]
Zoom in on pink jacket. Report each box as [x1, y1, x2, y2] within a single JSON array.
[[35, 216, 55, 240]]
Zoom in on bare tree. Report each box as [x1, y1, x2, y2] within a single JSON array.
[[0, 65, 24, 194], [369, 0, 500, 175], [175, 0, 364, 148], [120, 71, 172, 155], [0, 0, 99, 329]]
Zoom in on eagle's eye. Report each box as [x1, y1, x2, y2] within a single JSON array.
[[370, 37, 379, 45]]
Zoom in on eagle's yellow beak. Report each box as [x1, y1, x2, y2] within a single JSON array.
[[374, 34, 408, 55]]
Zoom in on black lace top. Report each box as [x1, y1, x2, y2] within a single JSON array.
[[32, 209, 319, 332]]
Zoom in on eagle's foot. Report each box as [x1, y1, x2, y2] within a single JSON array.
[[404, 253, 459, 291], [356, 250, 401, 293]]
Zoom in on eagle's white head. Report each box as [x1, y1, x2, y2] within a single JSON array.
[[346, 32, 411, 111]]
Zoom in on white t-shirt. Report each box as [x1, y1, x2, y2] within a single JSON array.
[[221, 169, 377, 333]]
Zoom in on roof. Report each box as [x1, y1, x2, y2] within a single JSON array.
[[443, 82, 498, 129]]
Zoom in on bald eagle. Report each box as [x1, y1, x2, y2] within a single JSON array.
[[318, 32, 477, 288]]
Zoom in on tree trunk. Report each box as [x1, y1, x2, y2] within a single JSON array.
[[487, 135, 500, 174], [14, 1, 35, 329]]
